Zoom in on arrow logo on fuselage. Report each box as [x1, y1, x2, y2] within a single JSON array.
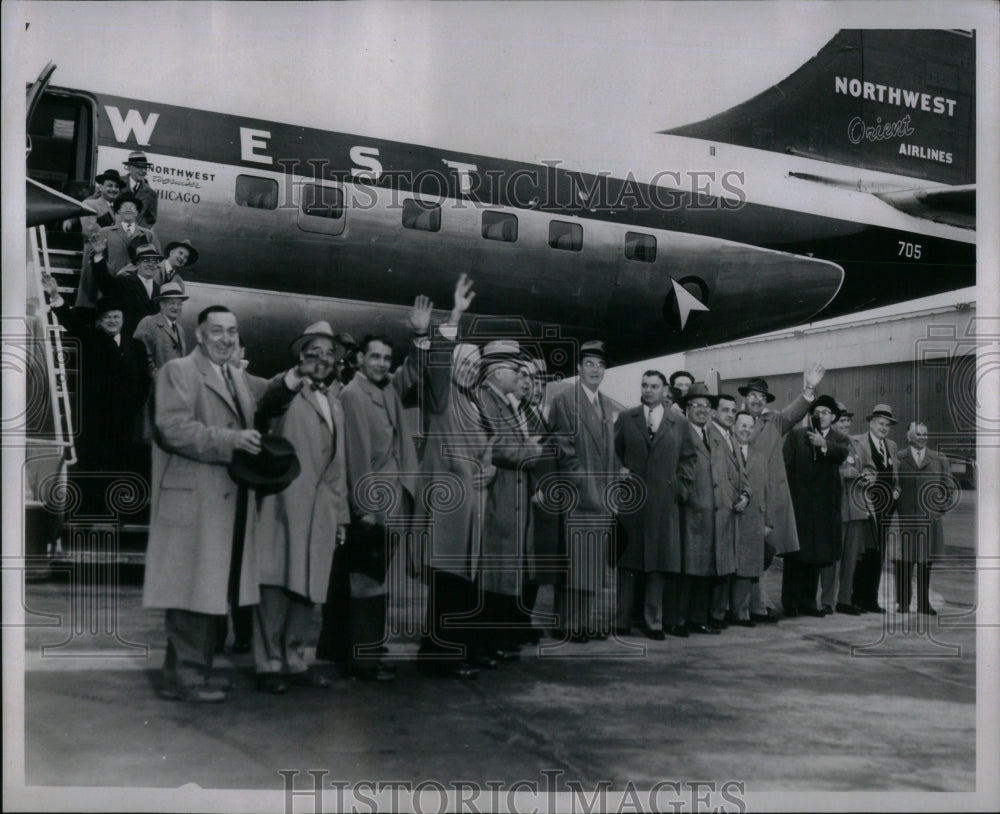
[[670, 277, 710, 330]]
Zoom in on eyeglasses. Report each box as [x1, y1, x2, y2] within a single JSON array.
[[304, 350, 338, 361]]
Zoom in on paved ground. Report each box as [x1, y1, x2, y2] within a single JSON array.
[[8, 490, 988, 807]]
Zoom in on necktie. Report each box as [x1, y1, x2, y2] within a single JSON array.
[[223, 365, 247, 427], [741, 445, 748, 464], [647, 409, 655, 440], [310, 382, 329, 395], [171, 321, 181, 348], [879, 440, 888, 467], [701, 427, 711, 452]]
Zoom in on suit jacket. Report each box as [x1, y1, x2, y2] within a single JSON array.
[[548, 383, 622, 516], [126, 178, 159, 227], [255, 383, 349, 601], [132, 312, 187, 442], [75, 223, 160, 308], [840, 434, 875, 522], [143, 350, 294, 614], [783, 426, 850, 563], [614, 404, 696, 573], [101, 270, 161, 338], [850, 432, 900, 517]]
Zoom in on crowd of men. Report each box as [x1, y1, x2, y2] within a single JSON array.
[[42, 165, 955, 704]]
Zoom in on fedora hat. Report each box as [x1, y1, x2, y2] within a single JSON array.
[[123, 151, 153, 167], [129, 243, 164, 263], [112, 190, 144, 213], [865, 404, 898, 425], [836, 401, 854, 418], [680, 382, 718, 408], [163, 239, 199, 266], [289, 320, 339, 359], [95, 297, 125, 318], [810, 394, 840, 415], [95, 169, 124, 188], [481, 339, 521, 365], [154, 281, 188, 301], [579, 340, 607, 361], [737, 377, 776, 403], [228, 434, 301, 493]]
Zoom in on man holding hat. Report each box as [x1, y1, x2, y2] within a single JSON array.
[[143, 305, 308, 702], [156, 239, 199, 289], [337, 298, 431, 681], [42, 273, 150, 514], [781, 395, 850, 617], [123, 151, 158, 227], [251, 320, 353, 693], [850, 404, 901, 613], [548, 339, 622, 642], [738, 363, 827, 622], [75, 191, 160, 309], [818, 404, 874, 615]]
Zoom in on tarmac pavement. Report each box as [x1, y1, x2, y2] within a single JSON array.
[[12, 491, 983, 799]]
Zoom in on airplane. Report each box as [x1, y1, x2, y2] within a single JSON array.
[[26, 28, 975, 376]]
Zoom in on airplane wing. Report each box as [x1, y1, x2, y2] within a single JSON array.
[[873, 184, 975, 229], [27, 177, 96, 228]]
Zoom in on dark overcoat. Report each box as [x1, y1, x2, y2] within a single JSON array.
[[523, 401, 561, 583], [680, 424, 737, 576], [735, 441, 768, 577], [889, 447, 950, 563], [783, 426, 850, 564], [614, 406, 697, 573]]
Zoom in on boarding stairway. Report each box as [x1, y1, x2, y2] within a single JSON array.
[[25, 225, 150, 567]]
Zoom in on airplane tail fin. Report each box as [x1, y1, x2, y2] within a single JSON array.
[[662, 29, 975, 186]]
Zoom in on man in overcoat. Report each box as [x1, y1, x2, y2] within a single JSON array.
[[122, 151, 159, 227], [730, 411, 768, 624], [739, 363, 826, 622], [547, 340, 622, 641], [851, 404, 901, 613], [614, 370, 697, 638], [338, 301, 427, 680], [251, 321, 352, 693], [892, 422, 951, 614], [781, 395, 850, 616], [143, 305, 303, 702]]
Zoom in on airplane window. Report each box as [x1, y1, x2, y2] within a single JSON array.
[[235, 174, 278, 210], [482, 212, 518, 242], [549, 220, 582, 252], [625, 232, 656, 263], [301, 184, 344, 219], [402, 199, 441, 232]]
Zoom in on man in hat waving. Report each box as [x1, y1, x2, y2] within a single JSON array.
[[251, 321, 353, 693], [781, 396, 850, 616], [143, 305, 309, 702], [850, 404, 901, 613], [62, 169, 124, 234], [156, 239, 199, 289], [738, 363, 826, 622], [122, 151, 158, 227]]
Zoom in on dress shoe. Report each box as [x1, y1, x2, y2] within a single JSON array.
[[729, 618, 757, 628], [286, 669, 332, 689], [205, 675, 234, 692], [568, 632, 590, 643], [493, 648, 521, 662], [613, 626, 632, 637], [646, 628, 666, 641], [447, 663, 479, 680], [821, 604, 834, 616], [749, 612, 779, 624], [667, 625, 689, 638], [783, 607, 800, 618], [836, 603, 862, 616], [590, 631, 610, 641], [471, 653, 499, 669], [349, 664, 396, 682], [687, 623, 720, 635], [231, 640, 252, 655], [857, 602, 885, 614], [256, 673, 289, 695], [918, 606, 938, 616], [159, 681, 226, 703], [801, 606, 825, 618], [707, 617, 728, 631]]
